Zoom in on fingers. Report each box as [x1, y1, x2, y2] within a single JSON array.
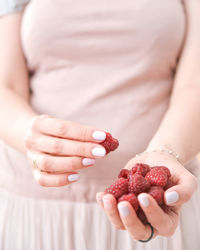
[[164, 172, 198, 206], [117, 201, 156, 240], [101, 194, 125, 230], [32, 168, 79, 187], [29, 114, 106, 142], [25, 134, 106, 158], [138, 193, 175, 236], [27, 151, 96, 173]]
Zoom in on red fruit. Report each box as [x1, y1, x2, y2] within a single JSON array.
[[104, 178, 128, 199], [135, 163, 151, 177], [164, 178, 174, 190], [118, 169, 129, 179], [145, 168, 168, 188], [148, 186, 164, 205], [128, 174, 150, 194], [137, 208, 148, 225], [128, 166, 137, 178], [100, 132, 119, 154], [151, 166, 171, 178], [118, 193, 139, 211]]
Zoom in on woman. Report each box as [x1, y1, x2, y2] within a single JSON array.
[[0, 0, 199, 249]]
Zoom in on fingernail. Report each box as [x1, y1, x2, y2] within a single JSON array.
[[92, 147, 106, 157], [68, 174, 80, 182], [165, 191, 179, 205], [103, 196, 112, 209], [118, 205, 130, 217], [82, 158, 96, 166], [92, 131, 106, 141], [138, 194, 149, 207]]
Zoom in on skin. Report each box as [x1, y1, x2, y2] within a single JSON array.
[[96, 0, 200, 241], [0, 0, 199, 241]]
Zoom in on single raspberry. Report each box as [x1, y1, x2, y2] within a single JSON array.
[[128, 166, 137, 179], [100, 132, 119, 154], [137, 208, 148, 225], [135, 163, 151, 177], [145, 168, 168, 188], [118, 193, 139, 211], [148, 186, 164, 205], [128, 174, 150, 194], [118, 169, 129, 179], [151, 166, 171, 178], [164, 178, 174, 190], [104, 178, 128, 199]]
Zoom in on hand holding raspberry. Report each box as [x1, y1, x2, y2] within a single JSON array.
[[96, 152, 197, 241]]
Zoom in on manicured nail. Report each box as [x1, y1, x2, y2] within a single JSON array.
[[138, 194, 149, 207], [68, 174, 80, 182], [103, 196, 112, 209], [92, 131, 106, 141], [92, 147, 106, 157], [165, 191, 179, 205], [118, 205, 130, 217], [82, 158, 96, 166]]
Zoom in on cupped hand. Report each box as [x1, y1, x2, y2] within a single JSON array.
[[96, 152, 198, 241], [24, 114, 107, 187]]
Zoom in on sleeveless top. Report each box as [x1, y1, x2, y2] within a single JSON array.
[[0, 0, 187, 202]]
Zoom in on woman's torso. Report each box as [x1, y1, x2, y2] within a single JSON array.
[[0, 0, 186, 201]]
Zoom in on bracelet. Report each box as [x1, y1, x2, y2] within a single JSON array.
[[136, 148, 180, 161]]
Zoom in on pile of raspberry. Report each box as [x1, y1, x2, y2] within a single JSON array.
[[104, 163, 174, 224]]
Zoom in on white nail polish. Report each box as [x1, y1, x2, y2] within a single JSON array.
[[92, 131, 106, 141], [165, 191, 179, 205], [138, 194, 149, 207], [82, 158, 96, 166], [92, 147, 106, 157], [118, 205, 130, 217], [68, 174, 80, 182]]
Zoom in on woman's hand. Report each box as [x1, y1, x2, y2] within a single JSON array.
[[96, 152, 198, 241], [24, 114, 107, 187]]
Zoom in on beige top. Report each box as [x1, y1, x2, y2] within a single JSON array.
[[0, 0, 188, 201]]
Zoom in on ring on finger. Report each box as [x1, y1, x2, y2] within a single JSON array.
[[138, 223, 154, 243]]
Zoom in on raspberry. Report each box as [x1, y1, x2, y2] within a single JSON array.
[[135, 163, 151, 177], [128, 166, 137, 178], [148, 186, 164, 205], [152, 166, 171, 178], [118, 169, 129, 179], [129, 174, 150, 194], [118, 193, 139, 211], [145, 168, 168, 188], [100, 132, 119, 154], [164, 178, 174, 190], [104, 178, 128, 199], [137, 208, 148, 225]]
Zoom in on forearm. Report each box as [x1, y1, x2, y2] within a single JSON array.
[[0, 86, 37, 153], [148, 86, 200, 165]]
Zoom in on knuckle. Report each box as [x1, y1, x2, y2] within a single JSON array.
[[40, 156, 52, 172], [30, 116, 41, 131], [57, 122, 67, 137], [78, 143, 88, 156], [81, 127, 90, 140], [51, 140, 63, 154], [24, 133, 35, 149]]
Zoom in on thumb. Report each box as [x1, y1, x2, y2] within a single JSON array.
[[164, 173, 198, 206]]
